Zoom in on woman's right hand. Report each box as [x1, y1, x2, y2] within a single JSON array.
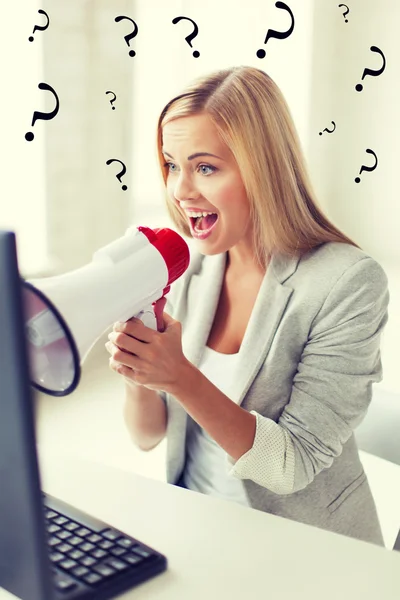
[[106, 297, 167, 386], [106, 316, 139, 385]]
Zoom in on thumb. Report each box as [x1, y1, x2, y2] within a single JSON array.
[[162, 311, 175, 328]]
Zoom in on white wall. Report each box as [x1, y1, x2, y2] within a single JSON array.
[[2, 0, 399, 392], [0, 0, 48, 276]]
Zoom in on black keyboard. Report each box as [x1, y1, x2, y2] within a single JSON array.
[[43, 493, 167, 599]]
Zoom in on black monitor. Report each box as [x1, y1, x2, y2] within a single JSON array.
[[0, 230, 54, 599]]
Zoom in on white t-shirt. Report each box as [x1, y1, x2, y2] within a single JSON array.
[[181, 345, 252, 507]]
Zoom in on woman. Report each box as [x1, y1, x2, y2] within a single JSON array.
[[106, 66, 389, 546]]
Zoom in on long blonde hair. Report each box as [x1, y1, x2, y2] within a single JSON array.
[[156, 66, 361, 270]]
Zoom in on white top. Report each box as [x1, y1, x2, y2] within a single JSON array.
[[182, 345, 251, 507], [181, 343, 297, 499]]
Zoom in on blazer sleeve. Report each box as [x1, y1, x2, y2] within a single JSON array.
[[227, 257, 390, 495]]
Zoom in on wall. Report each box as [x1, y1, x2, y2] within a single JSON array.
[[0, 0, 48, 275], [2, 0, 399, 389]]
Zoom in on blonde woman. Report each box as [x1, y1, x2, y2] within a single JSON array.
[[106, 66, 389, 547]]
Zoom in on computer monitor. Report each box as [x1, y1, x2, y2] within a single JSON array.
[[0, 230, 54, 599], [0, 230, 167, 600]]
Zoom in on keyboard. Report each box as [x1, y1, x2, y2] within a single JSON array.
[[43, 493, 167, 599]]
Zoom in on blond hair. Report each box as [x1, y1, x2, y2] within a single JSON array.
[[156, 66, 361, 270]]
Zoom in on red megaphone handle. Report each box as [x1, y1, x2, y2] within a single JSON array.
[[152, 296, 167, 332]]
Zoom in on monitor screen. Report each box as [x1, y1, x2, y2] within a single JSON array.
[[0, 230, 53, 600]]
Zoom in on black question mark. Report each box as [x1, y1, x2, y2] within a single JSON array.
[[338, 4, 350, 23], [106, 91, 117, 110], [355, 149, 378, 183], [356, 46, 386, 92], [115, 16, 138, 57], [28, 9, 50, 42], [25, 83, 60, 142], [257, 1, 295, 59], [106, 159, 128, 191], [319, 121, 336, 136], [172, 16, 200, 58]]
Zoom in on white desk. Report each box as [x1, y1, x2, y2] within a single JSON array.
[[27, 451, 400, 598]]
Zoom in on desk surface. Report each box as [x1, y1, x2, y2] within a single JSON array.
[[9, 450, 400, 599]]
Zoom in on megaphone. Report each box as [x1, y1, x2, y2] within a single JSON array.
[[21, 226, 190, 397]]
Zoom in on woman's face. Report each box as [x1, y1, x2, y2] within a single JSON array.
[[162, 113, 255, 266]]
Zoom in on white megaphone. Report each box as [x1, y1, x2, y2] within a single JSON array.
[[21, 226, 190, 397]]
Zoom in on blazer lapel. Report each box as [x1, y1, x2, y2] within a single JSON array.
[[181, 251, 227, 367], [232, 252, 300, 405], [180, 250, 302, 406]]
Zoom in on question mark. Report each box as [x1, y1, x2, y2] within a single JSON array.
[[115, 16, 138, 57], [172, 16, 200, 58], [355, 46, 386, 92], [106, 159, 128, 191], [319, 121, 336, 136], [338, 4, 350, 23], [25, 83, 60, 142], [257, 1, 295, 59], [28, 9, 50, 42], [355, 149, 378, 183], [106, 91, 117, 110]]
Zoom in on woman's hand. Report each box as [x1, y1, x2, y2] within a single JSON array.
[[105, 299, 189, 393]]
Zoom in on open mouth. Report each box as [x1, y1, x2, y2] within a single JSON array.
[[189, 213, 218, 232]]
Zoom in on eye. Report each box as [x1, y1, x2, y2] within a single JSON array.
[[198, 164, 216, 175], [163, 162, 216, 176], [163, 161, 176, 172]]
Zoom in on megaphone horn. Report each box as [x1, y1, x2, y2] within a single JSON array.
[[22, 226, 190, 397]]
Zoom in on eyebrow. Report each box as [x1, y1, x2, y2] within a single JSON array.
[[162, 150, 223, 161]]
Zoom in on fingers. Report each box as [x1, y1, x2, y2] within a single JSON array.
[[108, 356, 139, 385], [114, 318, 153, 343], [107, 330, 142, 356], [105, 340, 136, 371]]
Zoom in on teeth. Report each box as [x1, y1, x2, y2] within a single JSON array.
[[188, 211, 216, 218]]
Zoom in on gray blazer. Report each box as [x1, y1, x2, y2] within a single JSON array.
[[160, 241, 390, 546]]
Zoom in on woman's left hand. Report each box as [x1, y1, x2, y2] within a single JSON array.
[[106, 302, 189, 393]]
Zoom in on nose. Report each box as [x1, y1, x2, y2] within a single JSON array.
[[173, 171, 199, 204]]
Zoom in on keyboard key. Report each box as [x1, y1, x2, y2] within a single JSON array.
[[101, 528, 121, 541], [48, 536, 61, 547], [64, 521, 80, 532], [71, 565, 90, 578], [117, 537, 134, 549], [45, 510, 58, 519], [91, 548, 108, 559], [53, 516, 69, 525], [80, 556, 97, 567], [124, 554, 143, 565], [59, 558, 78, 571], [87, 533, 102, 543], [55, 576, 78, 592], [133, 546, 152, 559], [98, 539, 114, 550], [47, 524, 61, 534], [68, 549, 85, 561], [93, 564, 116, 577], [78, 542, 96, 553], [82, 572, 103, 585], [68, 535, 84, 546], [106, 558, 129, 572], [57, 543, 73, 554], [110, 546, 127, 557], [49, 552, 65, 563], [56, 530, 72, 540], [75, 527, 92, 537]]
